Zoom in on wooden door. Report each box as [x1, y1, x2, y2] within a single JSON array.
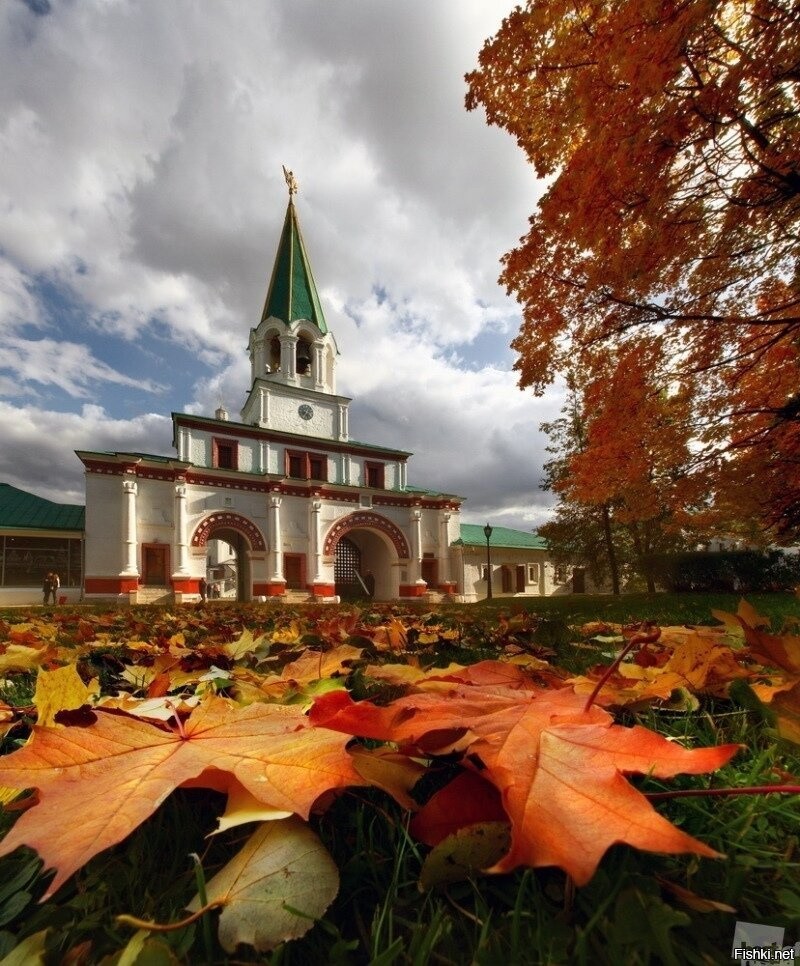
[[421, 557, 438, 588], [142, 545, 168, 586], [284, 554, 305, 590], [516, 565, 526, 592], [572, 568, 586, 594], [501, 565, 513, 593]]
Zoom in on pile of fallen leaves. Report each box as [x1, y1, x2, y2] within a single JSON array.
[[0, 600, 798, 960]]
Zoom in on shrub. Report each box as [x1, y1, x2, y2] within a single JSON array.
[[639, 550, 800, 593]]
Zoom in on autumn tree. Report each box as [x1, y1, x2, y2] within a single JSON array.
[[543, 343, 696, 592], [539, 368, 625, 594], [466, 0, 800, 538]]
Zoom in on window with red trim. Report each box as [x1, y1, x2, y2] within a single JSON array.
[[365, 461, 384, 488], [285, 449, 327, 482], [212, 438, 238, 470]]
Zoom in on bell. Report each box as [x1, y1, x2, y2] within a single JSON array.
[[296, 342, 312, 374]]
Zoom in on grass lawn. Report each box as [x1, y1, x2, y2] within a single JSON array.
[[0, 593, 798, 964]]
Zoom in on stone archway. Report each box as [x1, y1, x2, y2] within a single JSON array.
[[190, 512, 266, 602], [324, 512, 409, 601]]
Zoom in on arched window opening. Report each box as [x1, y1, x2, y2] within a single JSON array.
[[269, 336, 281, 372], [296, 336, 313, 375]]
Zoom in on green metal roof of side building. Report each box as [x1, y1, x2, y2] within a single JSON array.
[[0, 483, 85, 531], [454, 524, 548, 550]]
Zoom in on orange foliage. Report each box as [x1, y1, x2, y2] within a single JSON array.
[[311, 683, 739, 884], [466, 0, 800, 537]]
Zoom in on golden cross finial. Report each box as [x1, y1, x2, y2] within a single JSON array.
[[282, 165, 298, 198]]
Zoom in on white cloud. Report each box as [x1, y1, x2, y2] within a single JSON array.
[[0, 0, 555, 531]]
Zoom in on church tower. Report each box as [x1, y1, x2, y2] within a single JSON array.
[[77, 171, 463, 605], [240, 171, 347, 441]]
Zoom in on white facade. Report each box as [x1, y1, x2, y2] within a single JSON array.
[[67, 192, 583, 606]]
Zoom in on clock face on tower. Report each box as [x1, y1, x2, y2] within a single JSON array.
[[298, 404, 314, 421]]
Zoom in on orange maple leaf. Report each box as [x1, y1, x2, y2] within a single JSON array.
[[311, 686, 740, 884], [0, 696, 365, 898]]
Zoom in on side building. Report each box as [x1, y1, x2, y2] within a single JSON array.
[[0, 483, 84, 605]]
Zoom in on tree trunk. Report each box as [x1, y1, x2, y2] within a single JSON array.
[[601, 505, 620, 595], [629, 523, 656, 593]]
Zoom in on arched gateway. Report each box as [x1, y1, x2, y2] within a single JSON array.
[[190, 512, 267, 602], [325, 511, 410, 601]]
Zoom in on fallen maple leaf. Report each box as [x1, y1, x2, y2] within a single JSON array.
[[280, 643, 364, 684], [188, 817, 339, 953], [311, 686, 740, 885], [34, 665, 99, 727], [0, 696, 365, 898]]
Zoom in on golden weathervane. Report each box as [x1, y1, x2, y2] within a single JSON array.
[[282, 165, 298, 198]]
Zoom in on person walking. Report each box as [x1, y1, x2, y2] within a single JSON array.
[[51, 572, 61, 605], [42, 572, 53, 606], [199, 576, 207, 603]]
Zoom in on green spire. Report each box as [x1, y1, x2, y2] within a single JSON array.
[[260, 200, 328, 334]]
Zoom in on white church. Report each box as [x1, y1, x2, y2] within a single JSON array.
[[0, 180, 584, 606]]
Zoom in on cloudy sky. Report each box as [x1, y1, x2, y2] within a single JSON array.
[[1, 0, 560, 531]]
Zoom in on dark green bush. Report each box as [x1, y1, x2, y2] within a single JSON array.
[[639, 549, 800, 593]]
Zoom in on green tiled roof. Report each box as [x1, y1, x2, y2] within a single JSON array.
[[0, 483, 85, 531], [261, 201, 328, 333], [454, 524, 548, 550]]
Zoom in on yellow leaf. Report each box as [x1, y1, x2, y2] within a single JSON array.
[[0, 929, 48, 966], [34, 665, 98, 727], [224, 628, 268, 660], [0, 786, 21, 806], [213, 782, 292, 834], [0, 645, 46, 674], [188, 817, 339, 953], [419, 822, 511, 890]]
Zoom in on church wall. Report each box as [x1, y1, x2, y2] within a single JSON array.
[[84, 474, 127, 579]]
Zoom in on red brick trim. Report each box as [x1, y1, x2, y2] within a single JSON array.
[[190, 512, 267, 551], [310, 583, 336, 597], [437, 582, 457, 593], [323, 511, 410, 557], [253, 581, 284, 597], [85, 577, 139, 593], [399, 583, 427, 597], [172, 578, 199, 593]]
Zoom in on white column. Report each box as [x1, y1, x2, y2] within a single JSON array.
[[411, 508, 425, 586], [281, 334, 298, 383], [310, 500, 323, 582], [439, 512, 451, 585], [121, 477, 139, 576], [312, 341, 325, 390], [173, 483, 189, 575], [259, 387, 266, 425], [270, 494, 284, 581], [253, 338, 266, 376]]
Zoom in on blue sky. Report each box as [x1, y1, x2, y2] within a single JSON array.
[[0, 0, 561, 530]]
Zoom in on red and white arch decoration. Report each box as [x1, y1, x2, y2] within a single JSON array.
[[190, 512, 266, 551], [323, 511, 410, 558]]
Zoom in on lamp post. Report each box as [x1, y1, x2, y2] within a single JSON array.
[[483, 523, 493, 600]]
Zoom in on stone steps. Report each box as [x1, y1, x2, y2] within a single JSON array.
[[133, 586, 173, 605]]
